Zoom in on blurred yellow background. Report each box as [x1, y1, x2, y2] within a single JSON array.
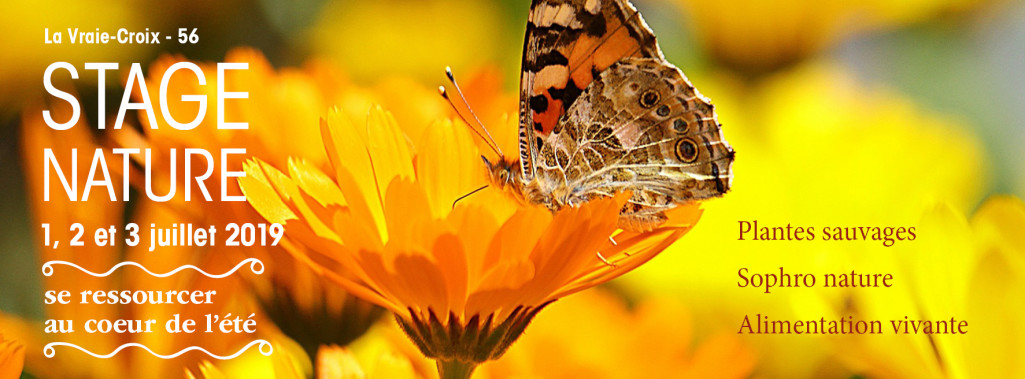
[[1, 0, 1024, 377]]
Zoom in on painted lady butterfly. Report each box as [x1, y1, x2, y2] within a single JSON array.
[[484, 0, 735, 231]]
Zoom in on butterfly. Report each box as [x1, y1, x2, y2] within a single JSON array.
[[480, 0, 735, 231]]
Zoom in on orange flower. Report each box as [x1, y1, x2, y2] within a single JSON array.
[[113, 49, 511, 368], [251, 254, 385, 359], [11, 100, 253, 378], [113, 48, 401, 358], [0, 332, 24, 379], [302, 289, 756, 379], [240, 103, 703, 377]]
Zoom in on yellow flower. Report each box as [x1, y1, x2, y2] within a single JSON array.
[[624, 63, 988, 377], [0, 332, 24, 379], [665, 0, 984, 72], [240, 103, 703, 377], [810, 195, 1025, 378], [186, 340, 309, 379], [315, 346, 367, 379], [315, 345, 423, 379], [188, 340, 425, 379], [306, 0, 506, 81], [478, 288, 757, 379]]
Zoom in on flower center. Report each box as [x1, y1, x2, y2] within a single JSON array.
[[394, 301, 555, 364]]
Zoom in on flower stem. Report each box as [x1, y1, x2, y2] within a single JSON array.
[[437, 359, 477, 379]]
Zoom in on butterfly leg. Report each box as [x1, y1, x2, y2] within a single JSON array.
[[608, 234, 634, 257], [596, 251, 617, 268]]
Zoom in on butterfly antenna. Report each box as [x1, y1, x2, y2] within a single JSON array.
[[441, 66, 505, 158], [452, 184, 490, 209], [439, 86, 499, 155]]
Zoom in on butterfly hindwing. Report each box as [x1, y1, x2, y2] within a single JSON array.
[[519, 0, 663, 181], [535, 57, 735, 230]]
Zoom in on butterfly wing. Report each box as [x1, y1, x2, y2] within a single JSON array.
[[519, 0, 662, 181], [535, 57, 735, 230]]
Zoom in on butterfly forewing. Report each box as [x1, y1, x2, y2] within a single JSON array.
[[520, 0, 662, 181]]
